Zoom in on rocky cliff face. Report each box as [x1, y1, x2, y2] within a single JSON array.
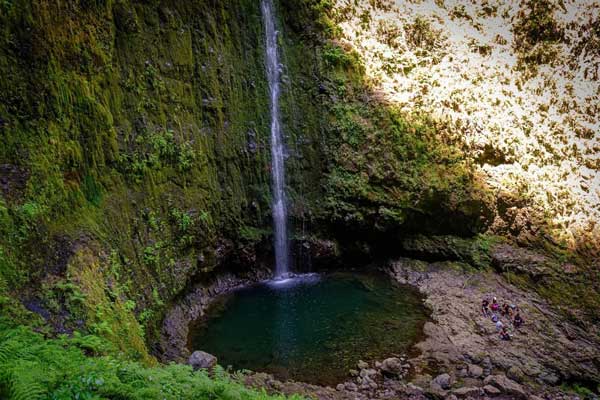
[[329, 0, 600, 253], [0, 0, 327, 354]]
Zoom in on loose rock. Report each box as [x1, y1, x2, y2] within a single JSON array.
[[380, 357, 404, 376], [452, 386, 481, 397], [507, 365, 525, 383], [467, 363, 483, 378], [483, 385, 502, 395], [188, 350, 217, 370], [484, 374, 526, 399], [433, 373, 453, 390]]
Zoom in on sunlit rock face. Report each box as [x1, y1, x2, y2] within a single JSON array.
[[331, 0, 599, 249]]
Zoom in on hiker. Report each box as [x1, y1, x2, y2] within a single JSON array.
[[491, 297, 500, 312], [499, 326, 511, 341], [482, 298, 490, 317], [495, 318, 504, 332], [491, 313, 499, 323], [502, 303, 511, 317], [513, 312, 524, 329]]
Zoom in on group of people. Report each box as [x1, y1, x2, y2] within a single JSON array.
[[481, 296, 524, 341]]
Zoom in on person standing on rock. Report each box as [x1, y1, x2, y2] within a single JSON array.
[[491, 297, 500, 313], [502, 303, 511, 317], [482, 298, 490, 317]]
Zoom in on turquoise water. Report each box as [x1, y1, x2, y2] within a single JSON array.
[[188, 273, 428, 385]]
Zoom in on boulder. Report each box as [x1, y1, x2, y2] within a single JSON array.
[[507, 365, 525, 383], [380, 357, 404, 376], [360, 368, 377, 378], [344, 382, 358, 392], [357, 360, 369, 370], [452, 387, 482, 397], [433, 373, 453, 390], [537, 372, 559, 385], [484, 374, 526, 399], [188, 350, 217, 370], [483, 385, 501, 395], [336, 384, 345, 391], [467, 363, 483, 378]]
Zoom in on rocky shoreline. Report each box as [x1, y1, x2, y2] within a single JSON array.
[[165, 246, 600, 400]]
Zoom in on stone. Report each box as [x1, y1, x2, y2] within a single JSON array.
[[452, 386, 482, 397], [468, 363, 484, 378], [433, 373, 453, 390], [483, 385, 501, 395], [336, 384, 345, 391], [507, 366, 525, 383], [349, 369, 359, 377], [484, 374, 526, 399], [344, 382, 358, 392], [188, 350, 217, 370], [491, 244, 555, 278], [537, 372, 559, 385], [357, 360, 369, 369], [360, 368, 377, 378], [380, 357, 404, 376]]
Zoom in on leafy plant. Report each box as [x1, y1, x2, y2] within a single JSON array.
[[0, 320, 302, 400]]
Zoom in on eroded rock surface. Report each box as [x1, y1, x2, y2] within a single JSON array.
[[388, 258, 600, 391]]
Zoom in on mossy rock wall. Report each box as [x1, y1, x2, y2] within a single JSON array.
[[0, 0, 491, 355], [0, 0, 327, 345]]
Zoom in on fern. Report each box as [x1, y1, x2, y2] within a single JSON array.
[[0, 322, 304, 400], [6, 370, 46, 400]]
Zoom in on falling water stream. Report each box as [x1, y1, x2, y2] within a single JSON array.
[[262, 0, 289, 278]]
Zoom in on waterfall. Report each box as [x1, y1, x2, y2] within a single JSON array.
[[262, 0, 289, 278]]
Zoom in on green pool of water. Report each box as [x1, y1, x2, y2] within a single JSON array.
[[188, 272, 428, 385]]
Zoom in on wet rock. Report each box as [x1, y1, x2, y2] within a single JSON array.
[[188, 350, 217, 370], [484, 374, 526, 398], [467, 363, 483, 378], [433, 373, 453, 390], [452, 386, 482, 397], [380, 357, 404, 376]]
